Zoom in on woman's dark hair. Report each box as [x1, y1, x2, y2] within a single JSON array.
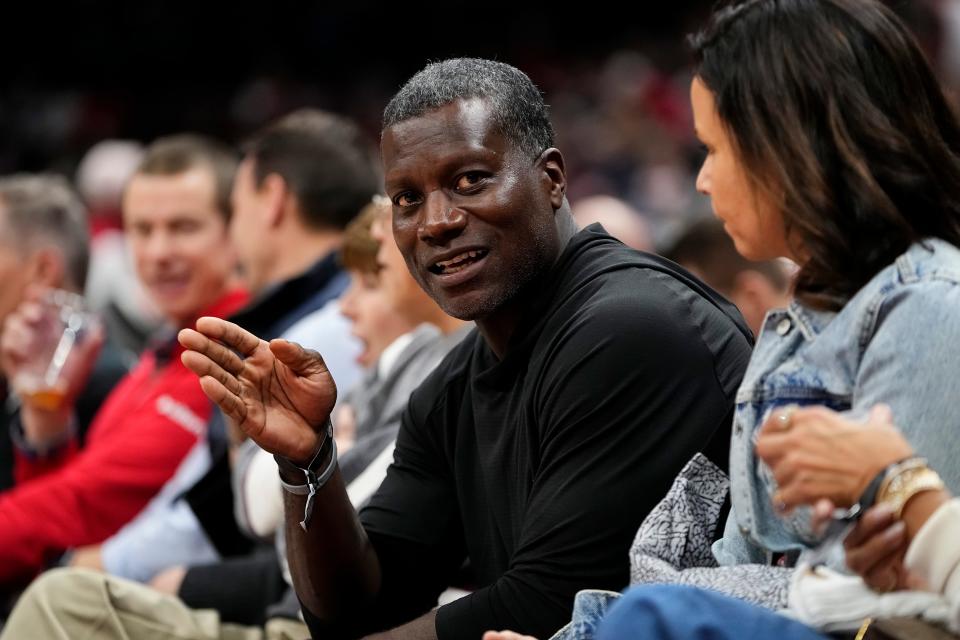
[[690, 0, 960, 310]]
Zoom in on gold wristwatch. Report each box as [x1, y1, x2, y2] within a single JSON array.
[[876, 457, 945, 519]]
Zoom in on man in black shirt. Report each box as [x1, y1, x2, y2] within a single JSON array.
[[179, 58, 753, 639]]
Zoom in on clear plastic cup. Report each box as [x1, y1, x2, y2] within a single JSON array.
[[11, 289, 102, 411]]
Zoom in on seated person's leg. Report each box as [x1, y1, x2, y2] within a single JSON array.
[[0, 567, 261, 640], [596, 585, 827, 640]]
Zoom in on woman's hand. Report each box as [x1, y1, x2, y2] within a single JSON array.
[[756, 404, 912, 511]]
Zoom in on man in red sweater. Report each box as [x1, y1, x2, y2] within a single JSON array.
[[0, 135, 247, 589]]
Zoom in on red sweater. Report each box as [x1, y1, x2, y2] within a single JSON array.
[[0, 290, 247, 584]]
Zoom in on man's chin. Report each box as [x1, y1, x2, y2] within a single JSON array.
[[435, 289, 502, 322], [152, 300, 200, 327], [426, 267, 539, 322]]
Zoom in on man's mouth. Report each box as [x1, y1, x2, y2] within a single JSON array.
[[149, 274, 190, 296], [428, 249, 489, 276]]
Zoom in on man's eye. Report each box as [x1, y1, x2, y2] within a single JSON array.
[[455, 172, 485, 191], [394, 192, 421, 208], [172, 220, 201, 234]]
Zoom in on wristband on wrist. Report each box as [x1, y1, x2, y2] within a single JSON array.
[[274, 419, 338, 531]]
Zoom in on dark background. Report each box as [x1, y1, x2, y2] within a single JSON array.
[[1, 0, 951, 243]]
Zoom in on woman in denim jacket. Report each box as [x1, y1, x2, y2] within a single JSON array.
[[689, 0, 960, 573]]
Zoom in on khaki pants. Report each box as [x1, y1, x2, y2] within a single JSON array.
[[0, 568, 309, 640]]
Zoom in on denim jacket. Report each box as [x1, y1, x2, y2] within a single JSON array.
[[715, 238, 960, 566], [557, 240, 960, 639]]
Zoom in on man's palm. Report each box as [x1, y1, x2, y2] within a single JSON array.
[[179, 317, 337, 464]]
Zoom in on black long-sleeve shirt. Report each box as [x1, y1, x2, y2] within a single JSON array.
[[304, 225, 753, 639]]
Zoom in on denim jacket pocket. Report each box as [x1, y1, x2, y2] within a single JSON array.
[[731, 382, 852, 552]]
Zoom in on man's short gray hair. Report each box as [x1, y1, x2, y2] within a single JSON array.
[[382, 58, 555, 159], [0, 174, 90, 290]]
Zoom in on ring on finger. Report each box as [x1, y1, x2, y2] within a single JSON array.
[[776, 405, 797, 431]]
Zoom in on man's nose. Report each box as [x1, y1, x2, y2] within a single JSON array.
[[418, 191, 467, 245], [141, 229, 174, 263]]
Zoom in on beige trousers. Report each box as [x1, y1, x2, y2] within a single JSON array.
[[0, 568, 309, 640]]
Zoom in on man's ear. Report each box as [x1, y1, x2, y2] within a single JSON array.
[[29, 248, 67, 290], [537, 148, 567, 210], [261, 173, 288, 228]]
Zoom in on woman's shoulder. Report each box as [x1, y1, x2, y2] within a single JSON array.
[[843, 239, 960, 312], [837, 239, 960, 351], [898, 238, 960, 285]]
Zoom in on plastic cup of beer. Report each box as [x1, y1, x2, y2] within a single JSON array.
[[11, 289, 101, 411]]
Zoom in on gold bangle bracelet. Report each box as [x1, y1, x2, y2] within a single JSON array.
[[877, 464, 945, 519]]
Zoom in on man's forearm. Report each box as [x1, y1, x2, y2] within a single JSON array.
[[283, 466, 382, 622]]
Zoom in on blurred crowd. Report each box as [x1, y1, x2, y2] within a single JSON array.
[[0, 1, 955, 253]]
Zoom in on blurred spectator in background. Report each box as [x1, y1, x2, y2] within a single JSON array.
[[76, 140, 163, 355], [666, 218, 791, 337], [0, 134, 247, 592], [0, 175, 128, 492], [67, 108, 375, 591], [571, 194, 654, 252]]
